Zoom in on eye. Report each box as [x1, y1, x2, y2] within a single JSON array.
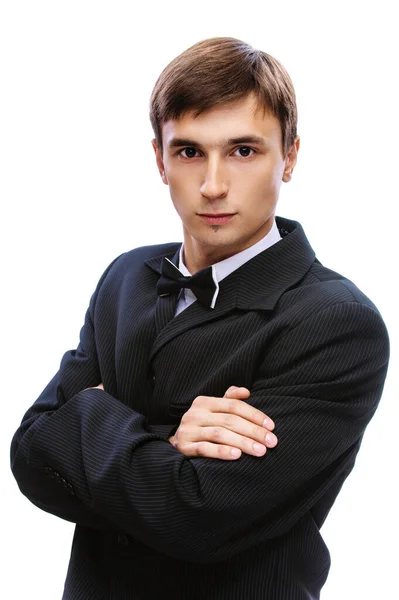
[[233, 146, 255, 157], [179, 147, 200, 159]]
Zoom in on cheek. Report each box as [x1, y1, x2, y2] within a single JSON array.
[[235, 168, 277, 200], [167, 170, 197, 203], [234, 159, 273, 182], [167, 179, 195, 219], [255, 162, 282, 193]]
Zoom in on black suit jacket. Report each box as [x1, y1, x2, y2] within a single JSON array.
[[11, 216, 390, 599]]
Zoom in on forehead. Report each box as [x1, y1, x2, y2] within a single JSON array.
[[162, 94, 282, 149]]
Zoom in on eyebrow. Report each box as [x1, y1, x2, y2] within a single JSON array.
[[167, 135, 268, 149]]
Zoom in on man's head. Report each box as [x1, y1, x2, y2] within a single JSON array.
[[150, 37, 300, 271]]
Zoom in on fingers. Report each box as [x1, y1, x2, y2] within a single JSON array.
[[179, 441, 243, 460], [173, 390, 278, 460], [172, 427, 270, 459], [173, 417, 277, 458], [83, 382, 104, 392], [199, 415, 278, 449], [191, 394, 275, 431], [224, 386, 250, 399], [205, 426, 269, 456], [223, 387, 275, 431]]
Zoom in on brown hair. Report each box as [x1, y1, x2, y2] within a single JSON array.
[[149, 37, 298, 159]]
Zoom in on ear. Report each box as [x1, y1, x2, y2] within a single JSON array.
[[151, 139, 168, 185], [282, 136, 300, 183]]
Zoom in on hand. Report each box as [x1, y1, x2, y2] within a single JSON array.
[[83, 383, 104, 391], [169, 386, 278, 460]]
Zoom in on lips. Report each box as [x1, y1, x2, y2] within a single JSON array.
[[199, 213, 236, 225], [199, 213, 234, 217]]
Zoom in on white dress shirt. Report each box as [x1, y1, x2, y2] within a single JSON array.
[[175, 218, 282, 316]]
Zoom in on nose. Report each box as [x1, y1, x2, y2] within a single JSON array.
[[200, 157, 228, 200]]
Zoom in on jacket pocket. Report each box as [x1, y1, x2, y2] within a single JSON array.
[[168, 403, 191, 418]]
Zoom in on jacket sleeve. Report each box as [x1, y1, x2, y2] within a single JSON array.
[[10, 253, 172, 531], [11, 285, 390, 562]]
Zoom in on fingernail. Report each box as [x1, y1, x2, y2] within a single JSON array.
[[264, 419, 275, 430], [265, 432, 278, 447], [253, 443, 266, 455], [231, 448, 241, 457]]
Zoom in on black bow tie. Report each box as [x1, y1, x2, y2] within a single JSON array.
[[157, 257, 217, 308]]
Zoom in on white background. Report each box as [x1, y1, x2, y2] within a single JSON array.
[[1, 1, 397, 598]]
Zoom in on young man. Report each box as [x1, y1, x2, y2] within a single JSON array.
[[11, 37, 389, 599]]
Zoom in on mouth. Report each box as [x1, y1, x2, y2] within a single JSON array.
[[198, 213, 236, 225]]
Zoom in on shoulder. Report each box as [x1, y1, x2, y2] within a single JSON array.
[[87, 241, 180, 310], [271, 257, 389, 352], [282, 261, 390, 353], [269, 261, 390, 379], [303, 259, 382, 315]]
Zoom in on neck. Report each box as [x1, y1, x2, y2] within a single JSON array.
[[183, 243, 235, 273]]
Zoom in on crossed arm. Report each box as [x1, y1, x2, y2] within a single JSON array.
[[89, 382, 278, 460], [10, 278, 389, 563]]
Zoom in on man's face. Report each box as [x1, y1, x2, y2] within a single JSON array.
[[152, 93, 299, 272]]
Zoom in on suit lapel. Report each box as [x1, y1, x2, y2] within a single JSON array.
[[151, 248, 181, 335], [154, 294, 180, 335], [149, 282, 238, 362], [144, 216, 316, 363], [145, 247, 239, 362]]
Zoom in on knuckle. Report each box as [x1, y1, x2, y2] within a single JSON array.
[[181, 444, 192, 456], [192, 396, 205, 407], [195, 442, 207, 456], [217, 445, 226, 458], [226, 398, 237, 413], [212, 427, 223, 442], [252, 410, 262, 423], [182, 407, 197, 422], [223, 414, 234, 428], [249, 410, 262, 426], [180, 412, 191, 424], [177, 425, 188, 439], [244, 440, 254, 455], [252, 425, 261, 440]]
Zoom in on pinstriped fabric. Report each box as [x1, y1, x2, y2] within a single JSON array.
[[155, 293, 180, 334], [10, 217, 389, 599]]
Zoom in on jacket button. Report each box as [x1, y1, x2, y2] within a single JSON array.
[[45, 466, 55, 478], [66, 483, 75, 496], [117, 533, 129, 546]]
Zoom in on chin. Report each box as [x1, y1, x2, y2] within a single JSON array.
[[204, 234, 243, 250]]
